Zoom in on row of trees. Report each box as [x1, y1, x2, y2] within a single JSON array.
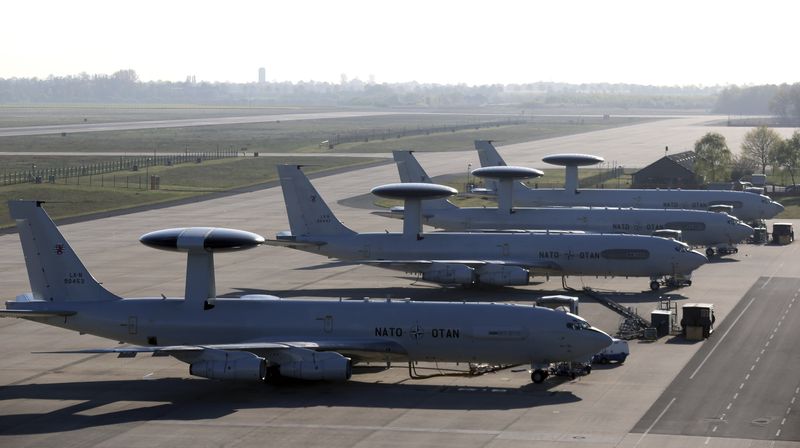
[[0, 69, 722, 109], [693, 127, 800, 185], [713, 83, 800, 123]]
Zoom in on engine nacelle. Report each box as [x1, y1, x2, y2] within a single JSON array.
[[476, 265, 530, 286], [421, 263, 475, 285], [189, 351, 266, 381], [279, 351, 352, 381]]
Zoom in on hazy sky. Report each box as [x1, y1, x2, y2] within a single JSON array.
[[3, 0, 798, 86]]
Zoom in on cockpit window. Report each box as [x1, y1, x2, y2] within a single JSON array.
[[566, 320, 591, 331], [674, 244, 691, 252]]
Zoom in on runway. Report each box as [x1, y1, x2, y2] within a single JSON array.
[[0, 110, 399, 137], [1, 116, 799, 447], [633, 276, 800, 443]]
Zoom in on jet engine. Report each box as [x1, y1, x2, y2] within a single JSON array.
[[421, 263, 475, 285], [189, 351, 266, 381], [476, 265, 530, 286], [278, 351, 352, 381]]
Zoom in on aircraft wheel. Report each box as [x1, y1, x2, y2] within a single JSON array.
[[706, 247, 715, 258], [531, 369, 548, 384], [584, 365, 592, 374], [650, 280, 661, 291]]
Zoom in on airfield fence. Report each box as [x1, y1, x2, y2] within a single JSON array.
[[1, 150, 239, 187], [321, 118, 528, 149], [578, 166, 628, 188]]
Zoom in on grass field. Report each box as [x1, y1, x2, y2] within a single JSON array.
[[0, 155, 381, 229], [0, 104, 336, 127], [0, 113, 647, 155]]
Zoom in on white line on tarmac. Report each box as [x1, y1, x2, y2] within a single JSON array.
[[690, 297, 757, 380], [634, 397, 676, 448]]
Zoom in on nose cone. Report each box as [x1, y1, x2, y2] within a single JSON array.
[[582, 328, 614, 359], [678, 250, 707, 273], [766, 200, 784, 219], [732, 222, 754, 243]]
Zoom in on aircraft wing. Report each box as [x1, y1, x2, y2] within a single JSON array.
[[263, 238, 328, 248], [36, 338, 408, 363], [0, 309, 77, 318]]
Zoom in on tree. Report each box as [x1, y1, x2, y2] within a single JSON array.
[[693, 132, 732, 183], [741, 126, 782, 174], [773, 130, 800, 186], [729, 153, 757, 182]]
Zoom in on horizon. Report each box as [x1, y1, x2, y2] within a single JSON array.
[[2, 0, 799, 87]]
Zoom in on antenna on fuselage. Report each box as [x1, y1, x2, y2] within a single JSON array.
[[371, 183, 457, 240], [140, 227, 265, 310], [542, 154, 604, 194], [471, 166, 543, 214]]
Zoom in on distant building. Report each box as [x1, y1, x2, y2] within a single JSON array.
[[258, 67, 266, 84], [631, 150, 703, 189]]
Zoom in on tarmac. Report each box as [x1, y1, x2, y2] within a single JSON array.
[[1, 115, 799, 447]]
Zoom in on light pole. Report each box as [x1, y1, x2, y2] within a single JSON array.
[[466, 163, 472, 192]]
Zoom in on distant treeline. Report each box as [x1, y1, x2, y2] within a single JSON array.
[[713, 83, 800, 122], [0, 69, 725, 110]]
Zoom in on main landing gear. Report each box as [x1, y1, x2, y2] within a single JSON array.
[[531, 368, 549, 384]]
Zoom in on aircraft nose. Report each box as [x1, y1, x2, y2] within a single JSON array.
[[586, 328, 614, 356], [734, 222, 754, 242], [679, 250, 707, 273], [768, 201, 784, 219]]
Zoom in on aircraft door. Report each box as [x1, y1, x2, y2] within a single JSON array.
[[358, 245, 371, 258], [316, 315, 334, 333], [499, 243, 510, 257], [127, 316, 138, 335]]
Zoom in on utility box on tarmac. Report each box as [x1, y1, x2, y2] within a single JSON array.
[[650, 310, 672, 338], [681, 303, 715, 340], [772, 223, 794, 245]]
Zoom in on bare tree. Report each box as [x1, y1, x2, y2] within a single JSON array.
[[694, 132, 732, 183], [741, 126, 782, 174], [773, 130, 800, 186]]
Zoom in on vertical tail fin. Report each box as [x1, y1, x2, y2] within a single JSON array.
[[277, 165, 356, 237], [9, 200, 120, 302], [474, 140, 507, 167], [393, 150, 433, 183], [392, 151, 456, 211]]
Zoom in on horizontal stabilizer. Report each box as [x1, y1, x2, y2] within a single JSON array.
[[0, 309, 76, 318], [264, 238, 328, 248]]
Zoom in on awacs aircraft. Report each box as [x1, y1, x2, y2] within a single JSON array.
[[381, 151, 753, 258], [269, 165, 706, 291], [475, 140, 784, 222], [0, 200, 612, 384]]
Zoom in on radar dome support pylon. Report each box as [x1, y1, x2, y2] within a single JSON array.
[[371, 183, 457, 239], [542, 154, 604, 193], [471, 166, 543, 214]]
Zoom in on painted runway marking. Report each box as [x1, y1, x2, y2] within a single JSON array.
[[690, 296, 757, 380], [634, 397, 676, 448]]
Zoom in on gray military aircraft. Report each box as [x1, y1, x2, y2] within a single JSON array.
[[0, 200, 612, 384], [380, 151, 753, 258], [269, 165, 707, 290], [475, 140, 784, 222]]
